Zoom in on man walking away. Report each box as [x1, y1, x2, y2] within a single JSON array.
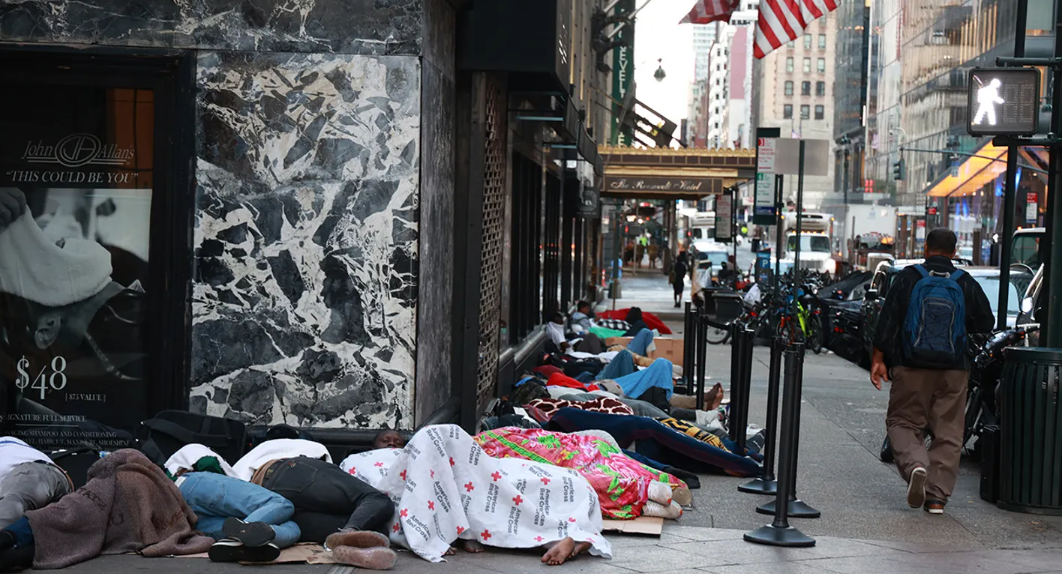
[[870, 228, 993, 515], [671, 255, 687, 308]]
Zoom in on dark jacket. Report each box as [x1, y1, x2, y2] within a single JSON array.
[[872, 256, 994, 370]]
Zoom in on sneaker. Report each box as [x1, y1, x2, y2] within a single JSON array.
[[924, 500, 946, 514], [222, 517, 275, 548], [208, 539, 281, 563], [907, 467, 927, 508]]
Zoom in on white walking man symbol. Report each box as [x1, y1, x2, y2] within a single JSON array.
[[973, 78, 1004, 126]]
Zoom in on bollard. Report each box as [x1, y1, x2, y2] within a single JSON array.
[[744, 343, 815, 547], [739, 336, 783, 495], [683, 303, 694, 396], [757, 342, 820, 519]]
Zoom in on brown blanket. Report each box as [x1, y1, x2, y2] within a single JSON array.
[[25, 449, 214, 569]]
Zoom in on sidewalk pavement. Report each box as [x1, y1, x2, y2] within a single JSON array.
[[53, 522, 1062, 574]]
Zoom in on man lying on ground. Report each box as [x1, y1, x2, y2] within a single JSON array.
[[341, 426, 612, 565], [165, 445, 302, 563], [0, 437, 73, 531], [0, 450, 213, 572], [241, 438, 397, 569]]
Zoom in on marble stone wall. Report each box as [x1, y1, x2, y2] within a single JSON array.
[[1, 0, 455, 431], [0, 0, 421, 55], [190, 52, 421, 429]]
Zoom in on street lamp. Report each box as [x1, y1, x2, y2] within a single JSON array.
[[654, 59, 666, 82]]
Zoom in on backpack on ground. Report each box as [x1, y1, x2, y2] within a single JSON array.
[[902, 265, 967, 367], [136, 410, 248, 466]]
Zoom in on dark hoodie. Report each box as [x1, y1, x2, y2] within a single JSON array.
[[623, 307, 649, 337]]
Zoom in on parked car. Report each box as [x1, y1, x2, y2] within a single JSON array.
[[858, 262, 1032, 366]]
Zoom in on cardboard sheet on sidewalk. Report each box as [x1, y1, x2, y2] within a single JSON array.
[[177, 543, 341, 564], [601, 516, 664, 536], [605, 337, 685, 366]]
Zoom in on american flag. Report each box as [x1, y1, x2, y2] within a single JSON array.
[[680, 0, 739, 24], [754, 0, 839, 59]]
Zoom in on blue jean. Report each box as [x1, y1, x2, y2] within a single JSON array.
[[614, 358, 675, 400], [626, 328, 654, 355], [179, 472, 300, 548], [598, 350, 636, 381]]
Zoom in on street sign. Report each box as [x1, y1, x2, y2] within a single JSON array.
[[715, 192, 733, 242], [1026, 191, 1039, 223], [915, 219, 926, 241], [967, 68, 1041, 136], [754, 137, 777, 224]]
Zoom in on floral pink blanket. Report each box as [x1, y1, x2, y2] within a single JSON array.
[[474, 428, 683, 520]]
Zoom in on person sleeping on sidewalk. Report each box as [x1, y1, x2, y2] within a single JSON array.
[[0, 450, 213, 572], [236, 438, 398, 570], [164, 445, 302, 563], [341, 427, 613, 566]]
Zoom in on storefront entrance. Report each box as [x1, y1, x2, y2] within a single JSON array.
[[0, 49, 193, 451]]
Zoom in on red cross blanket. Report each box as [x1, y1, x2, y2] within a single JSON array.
[[339, 425, 613, 563]]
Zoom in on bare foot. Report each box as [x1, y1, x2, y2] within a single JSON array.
[[541, 537, 592, 565], [704, 383, 723, 410], [541, 538, 574, 565], [462, 540, 485, 554], [445, 546, 456, 556]]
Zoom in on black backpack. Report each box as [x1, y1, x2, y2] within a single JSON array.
[[137, 410, 248, 466]]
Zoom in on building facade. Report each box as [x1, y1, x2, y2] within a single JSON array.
[[0, 0, 605, 451], [865, 0, 1054, 258], [753, 12, 839, 208], [833, 0, 872, 205]]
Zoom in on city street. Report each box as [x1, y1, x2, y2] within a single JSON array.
[[50, 275, 1061, 574]]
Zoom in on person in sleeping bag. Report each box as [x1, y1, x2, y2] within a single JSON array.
[[341, 427, 613, 566]]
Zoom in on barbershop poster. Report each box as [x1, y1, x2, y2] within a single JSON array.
[[0, 86, 154, 451]]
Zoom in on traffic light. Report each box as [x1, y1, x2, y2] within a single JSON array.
[[892, 159, 905, 181]]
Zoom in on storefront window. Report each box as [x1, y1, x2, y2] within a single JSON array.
[[0, 85, 154, 450]]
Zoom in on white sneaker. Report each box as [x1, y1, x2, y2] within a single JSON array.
[[907, 467, 927, 509]]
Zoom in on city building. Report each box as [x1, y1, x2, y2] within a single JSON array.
[[693, 25, 719, 82], [832, 0, 873, 206], [0, 0, 606, 448], [753, 12, 839, 208], [867, 0, 1056, 258]]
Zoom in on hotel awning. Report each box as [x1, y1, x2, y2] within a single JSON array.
[[925, 140, 1007, 198], [600, 145, 756, 200]]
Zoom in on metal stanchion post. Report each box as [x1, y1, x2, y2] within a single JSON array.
[[728, 321, 742, 442], [757, 343, 820, 518], [744, 344, 816, 547], [740, 335, 782, 494], [683, 303, 694, 395], [696, 313, 708, 410], [732, 328, 754, 455]]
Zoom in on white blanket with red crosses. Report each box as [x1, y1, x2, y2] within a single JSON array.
[[339, 424, 613, 563]]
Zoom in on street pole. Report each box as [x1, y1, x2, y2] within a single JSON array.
[[997, 0, 1028, 330], [612, 210, 620, 311], [794, 141, 805, 322], [1041, 20, 1062, 347], [733, 186, 739, 290], [774, 175, 784, 293]]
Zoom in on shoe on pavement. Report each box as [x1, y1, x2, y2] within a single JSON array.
[[325, 530, 390, 551], [924, 500, 946, 514], [208, 539, 281, 563], [907, 467, 927, 508], [222, 517, 275, 547], [332, 546, 398, 570]]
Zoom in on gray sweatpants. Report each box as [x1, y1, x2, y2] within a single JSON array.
[[0, 461, 72, 530]]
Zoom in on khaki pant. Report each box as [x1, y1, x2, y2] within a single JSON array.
[[886, 366, 969, 501]]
